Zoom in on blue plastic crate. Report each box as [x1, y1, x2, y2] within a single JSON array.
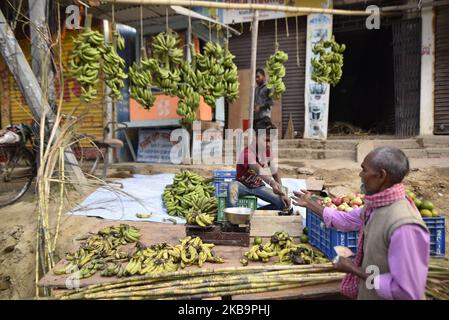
[[213, 170, 236, 198], [307, 209, 446, 259], [306, 209, 358, 260], [423, 217, 446, 257]]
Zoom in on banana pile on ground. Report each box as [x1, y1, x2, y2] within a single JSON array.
[[185, 196, 218, 227], [311, 36, 346, 87], [53, 224, 141, 279], [146, 32, 183, 96], [69, 29, 104, 102], [241, 231, 328, 266], [129, 57, 156, 109], [162, 170, 215, 218], [266, 50, 288, 100], [124, 236, 224, 275]]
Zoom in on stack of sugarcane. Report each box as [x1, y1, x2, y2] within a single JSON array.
[[426, 258, 449, 300], [59, 263, 344, 300], [162, 170, 215, 218]]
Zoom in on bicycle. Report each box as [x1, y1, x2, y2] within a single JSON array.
[[0, 125, 37, 207]]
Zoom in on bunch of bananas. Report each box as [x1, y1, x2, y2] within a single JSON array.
[[186, 211, 215, 227], [242, 231, 328, 265], [311, 36, 346, 87], [113, 30, 126, 51], [69, 29, 104, 102], [244, 244, 278, 262], [162, 170, 215, 218], [123, 236, 224, 275], [266, 50, 288, 100], [101, 262, 127, 277], [146, 32, 183, 97], [129, 57, 156, 109], [195, 41, 240, 107], [222, 40, 239, 103], [278, 245, 328, 265], [176, 61, 203, 123], [53, 224, 140, 278], [101, 38, 128, 101]]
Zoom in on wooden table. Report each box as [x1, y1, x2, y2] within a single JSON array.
[[39, 220, 341, 299]]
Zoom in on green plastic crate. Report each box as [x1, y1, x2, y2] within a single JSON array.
[[217, 195, 257, 223]]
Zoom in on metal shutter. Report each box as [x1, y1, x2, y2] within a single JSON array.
[[435, 5, 449, 134], [229, 17, 307, 136]]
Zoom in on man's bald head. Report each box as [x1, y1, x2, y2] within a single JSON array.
[[367, 146, 410, 184]]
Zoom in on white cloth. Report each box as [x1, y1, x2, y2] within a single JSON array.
[[68, 174, 307, 226]]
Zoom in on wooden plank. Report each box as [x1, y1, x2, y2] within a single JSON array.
[[228, 69, 251, 130], [38, 219, 336, 300], [250, 215, 303, 237]]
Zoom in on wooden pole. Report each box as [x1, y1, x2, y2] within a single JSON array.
[[0, 8, 87, 191], [248, 10, 259, 141], [99, 0, 371, 16]]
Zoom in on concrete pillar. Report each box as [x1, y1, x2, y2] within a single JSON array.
[[419, 3, 435, 136]]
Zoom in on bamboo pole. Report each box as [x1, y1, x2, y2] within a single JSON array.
[[248, 10, 259, 138], [99, 0, 372, 16]]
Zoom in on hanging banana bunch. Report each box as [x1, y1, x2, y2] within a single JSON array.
[[147, 31, 183, 97], [129, 57, 156, 109], [101, 29, 128, 101], [177, 61, 201, 123], [113, 30, 126, 51], [69, 29, 104, 103], [311, 36, 346, 87], [266, 50, 288, 100], [222, 40, 239, 104]]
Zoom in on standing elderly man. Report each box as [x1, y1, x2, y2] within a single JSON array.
[[292, 146, 430, 300]]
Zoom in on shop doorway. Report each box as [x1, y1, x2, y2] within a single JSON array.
[[329, 27, 396, 135]]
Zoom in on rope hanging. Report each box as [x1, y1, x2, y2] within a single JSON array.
[[166, 6, 169, 32], [285, 16, 289, 37], [295, 15, 299, 67], [140, 4, 144, 54], [275, 18, 278, 51]]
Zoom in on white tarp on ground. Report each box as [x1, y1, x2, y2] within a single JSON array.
[[68, 174, 307, 224]]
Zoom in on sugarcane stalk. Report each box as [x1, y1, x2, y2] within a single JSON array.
[[80, 273, 344, 299], [63, 264, 334, 298]]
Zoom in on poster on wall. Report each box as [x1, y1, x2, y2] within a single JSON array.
[[137, 129, 182, 164], [304, 11, 333, 140]]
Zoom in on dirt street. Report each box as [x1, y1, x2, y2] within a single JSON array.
[[0, 163, 448, 299]]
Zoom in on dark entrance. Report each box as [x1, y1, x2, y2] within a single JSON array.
[[329, 27, 396, 135]]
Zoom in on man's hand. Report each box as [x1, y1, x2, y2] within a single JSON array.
[[292, 189, 312, 207], [281, 195, 291, 209], [271, 181, 285, 196], [333, 256, 369, 280]]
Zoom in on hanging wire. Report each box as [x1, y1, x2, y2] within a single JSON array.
[[166, 6, 169, 32], [275, 18, 278, 51], [295, 15, 300, 67], [140, 5, 143, 43], [209, 21, 212, 42]]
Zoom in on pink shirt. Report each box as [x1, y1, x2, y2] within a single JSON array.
[[323, 207, 430, 300]]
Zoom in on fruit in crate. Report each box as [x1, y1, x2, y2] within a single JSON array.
[[420, 209, 432, 218]]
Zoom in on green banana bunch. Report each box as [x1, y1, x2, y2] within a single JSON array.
[[222, 40, 239, 103], [311, 36, 346, 87], [176, 61, 202, 124], [53, 224, 140, 279], [69, 29, 104, 102], [101, 40, 128, 101], [112, 30, 126, 51], [147, 31, 184, 97], [243, 231, 328, 265], [162, 170, 215, 218], [129, 57, 156, 109], [186, 210, 215, 227], [266, 50, 288, 100]]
